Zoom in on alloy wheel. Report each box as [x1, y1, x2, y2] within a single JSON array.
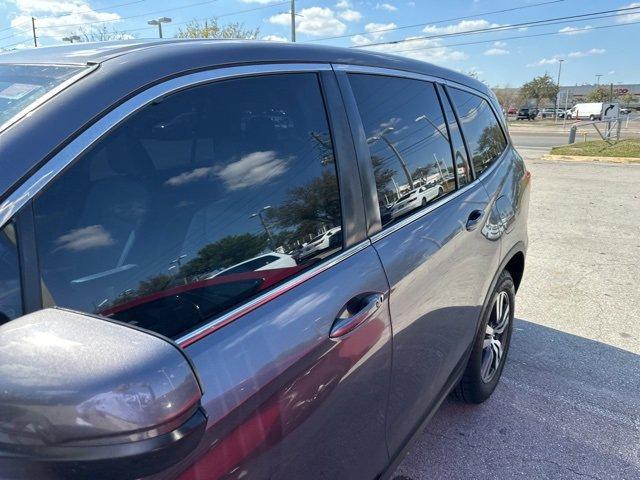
[[481, 290, 511, 383]]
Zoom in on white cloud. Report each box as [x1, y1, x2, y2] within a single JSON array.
[[527, 56, 562, 66], [262, 34, 288, 42], [493, 41, 507, 47], [335, 0, 351, 8], [559, 25, 593, 35], [351, 34, 370, 46], [357, 36, 467, 64], [165, 167, 215, 187], [216, 151, 288, 190], [376, 3, 398, 11], [55, 225, 114, 252], [568, 48, 605, 58], [423, 19, 504, 35], [268, 7, 346, 36], [364, 22, 397, 39], [484, 47, 509, 56], [617, 2, 640, 23], [241, 0, 281, 4], [9, 0, 121, 39], [339, 9, 362, 22], [407, 1, 416, 6]]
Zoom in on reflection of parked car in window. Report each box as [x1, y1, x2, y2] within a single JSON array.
[[295, 227, 342, 261], [389, 184, 443, 219], [205, 253, 297, 279]]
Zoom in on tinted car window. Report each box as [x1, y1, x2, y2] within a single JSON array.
[[32, 73, 342, 339], [448, 88, 507, 176], [349, 74, 455, 227], [0, 222, 22, 324], [437, 85, 472, 187]]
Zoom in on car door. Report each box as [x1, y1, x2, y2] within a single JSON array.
[[337, 69, 503, 455], [18, 67, 392, 479]]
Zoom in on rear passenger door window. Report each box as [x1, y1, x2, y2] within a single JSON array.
[[31, 73, 343, 339], [448, 87, 507, 176], [348, 74, 456, 228], [437, 85, 472, 187]]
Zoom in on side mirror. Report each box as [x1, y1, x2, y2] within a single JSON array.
[[0, 308, 206, 479]]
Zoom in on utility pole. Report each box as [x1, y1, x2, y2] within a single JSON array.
[[555, 59, 564, 122], [31, 17, 37, 47], [148, 17, 171, 38], [609, 83, 614, 102], [290, 0, 296, 42], [595, 74, 603, 85]]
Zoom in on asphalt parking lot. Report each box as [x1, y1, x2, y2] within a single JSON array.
[[393, 132, 640, 479]]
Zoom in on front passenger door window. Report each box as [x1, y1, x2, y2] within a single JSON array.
[[31, 73, 342, 339]]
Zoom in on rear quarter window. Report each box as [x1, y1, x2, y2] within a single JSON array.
[[448, 88, 507, 176]]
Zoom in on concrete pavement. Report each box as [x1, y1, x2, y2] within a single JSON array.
[[392, 135, 640, 479]]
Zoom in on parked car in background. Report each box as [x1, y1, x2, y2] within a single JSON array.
[[507, 106, 517, 115], [620, 107, 631, 115], [516, 107, 537, 120], [0, 40, 530, 480], [538, 108, 564, 119]]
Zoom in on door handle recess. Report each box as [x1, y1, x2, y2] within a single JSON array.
[[330, 293, 385, 338], [465, 209, 484, 231]]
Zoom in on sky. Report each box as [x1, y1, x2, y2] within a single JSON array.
[[0, 0, 639, 87]]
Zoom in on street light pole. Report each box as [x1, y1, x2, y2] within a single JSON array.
[[595, 74, 603, 85], [31, 17, 37, 47], [290, 0, 296, 42], [368, 127, 414, 190], [148, 17, 171, 38], [555, 59, 564, 123], [250, 206, 276, 249]]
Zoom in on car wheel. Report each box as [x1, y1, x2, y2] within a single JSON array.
[[453, 270, 515, 404], [421, 197, 427, 206], [589, 115, 595, 121]]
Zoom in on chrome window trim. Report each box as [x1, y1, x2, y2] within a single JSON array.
[[332, 63, 509, 242], [0, 63, 98, 134], [0, 62, 332, 230], [177, 239, 371, 347]]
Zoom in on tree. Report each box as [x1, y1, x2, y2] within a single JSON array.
[[620, 92, 635, 107], [70, 25, 133, 42], [180, 232, 269, 278], [586, 86, 613, 103], [520, 74, 559, 107], [176, 18, 259, 39], [493, 87, 521, 111]]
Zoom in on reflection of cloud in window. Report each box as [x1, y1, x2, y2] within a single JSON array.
[[165, 167, 214, 187], [55, 225, 114, 252], [216, 151, 288, 191]]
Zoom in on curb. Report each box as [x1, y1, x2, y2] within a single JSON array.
[[542, 154, 640, 164]]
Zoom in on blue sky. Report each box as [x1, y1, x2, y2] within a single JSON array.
[[1, 0, 639, 86]]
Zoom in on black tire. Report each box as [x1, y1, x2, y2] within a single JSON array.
[[421, 197, 427, 206], [453, 270, 515, 404], [589, 114, 595, 121]]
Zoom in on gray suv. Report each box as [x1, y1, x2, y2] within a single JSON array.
[[0, 40, 530, 480]]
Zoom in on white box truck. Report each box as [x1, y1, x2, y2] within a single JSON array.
[[566, 102, 604, 120]]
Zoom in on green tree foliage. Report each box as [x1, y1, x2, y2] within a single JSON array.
[[620, 92, 635, 107], [520, 74, 559, 107], [269, 170, 341, 238], [180, 232, 269, 278], [586, 86, 613, 102], [175, 18, 259, 39]]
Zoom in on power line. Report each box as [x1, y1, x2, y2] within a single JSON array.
[[352, 4, 640, 48], [306, 0, 567, 43], [0, 0, 149, 34], [379, 19, 640, 55]]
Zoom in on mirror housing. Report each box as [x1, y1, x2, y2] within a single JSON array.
[[0, 308, 206, 479]]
